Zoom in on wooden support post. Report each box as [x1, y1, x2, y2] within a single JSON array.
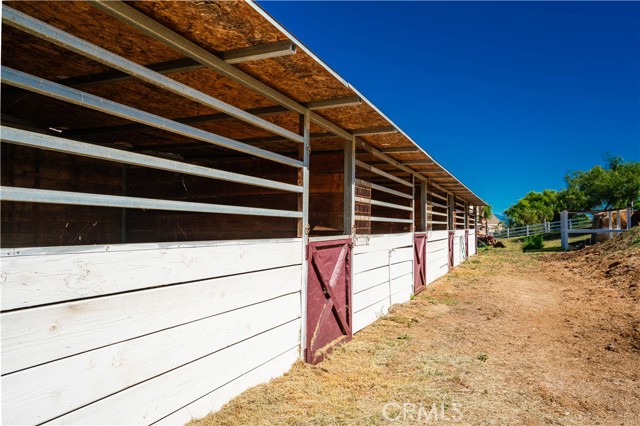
[[608, 210, 613, 240], [473, 205, 478, 230], [526, 225, 530, 236], [616, 209, 621, 230], [411, 175, 415, 232], [561, 210, 569, 250], [343, 135, 355, 236], [420, 180, 427, 232], [447, 194, 454, 231], [628, 207, 633, 230], [299, 111, 311, 359], [464, 201, 469, 230]]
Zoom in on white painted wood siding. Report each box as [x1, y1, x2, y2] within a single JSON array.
[[426, 231, 449, 284], [352, 233, 413, 333], [453, 230, 466, 266], [1, 239, 303, 425], [468, 230, 477, 256], [2, 239, 301, 310]]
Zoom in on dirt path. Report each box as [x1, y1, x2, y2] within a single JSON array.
[[191, 238, 640, 426]]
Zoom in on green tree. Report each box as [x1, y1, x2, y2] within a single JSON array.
[[558, 156, 640, 210], [504, 190, 559, 226]]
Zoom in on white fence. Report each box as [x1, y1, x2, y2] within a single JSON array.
[[561, 208, 634, 251], [492, 217, 591, 239]]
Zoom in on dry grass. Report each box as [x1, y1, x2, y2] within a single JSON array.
[[190, 232, 640, 426]]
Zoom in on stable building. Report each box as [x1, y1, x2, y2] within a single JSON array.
[[0, 1, 486, 424]]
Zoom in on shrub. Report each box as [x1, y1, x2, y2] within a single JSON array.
[[522, 234, 544, 251]]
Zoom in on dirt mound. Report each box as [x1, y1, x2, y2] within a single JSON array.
[[556, 227, 640, 300]]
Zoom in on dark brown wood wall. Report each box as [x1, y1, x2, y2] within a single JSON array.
[[1, 145, 303, 247], [309, 152, 344, 237], [1, 144, 123, 247]]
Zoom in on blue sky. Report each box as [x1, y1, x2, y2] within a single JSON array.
[[258, 1, 640, 214]]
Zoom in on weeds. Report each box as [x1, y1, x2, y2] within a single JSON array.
[[522, 234, 544, 251]]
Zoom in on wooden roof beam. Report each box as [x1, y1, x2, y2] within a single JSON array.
[[138, 132, 334, 155], [88, 0, 355, 142], [356, 138, 426, 182], [352, 126, 397, 137], [3, 41, 297, 95], [222, 40, 296, 64], [380, 147, 420, 154], [305, 96, 361, 111], [62, 105, 289, 137], [402, 160, 435, 166]]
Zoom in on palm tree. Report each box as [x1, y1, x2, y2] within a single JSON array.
[[481, 205, 493, 235]]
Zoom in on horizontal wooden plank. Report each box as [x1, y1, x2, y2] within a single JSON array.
[[1, 265, 301, 374], [2, 236, 303, 257], [355, 160, 413, 188], [430, 191, 448, 202], [428, 242, 448, 252], [430, 200, 448, 209], [427, 257, 449, 270], [369, 216, 413, 224], [1, 126, 303, 194], [353, 272, 412, 314], [428, 247, 448, 258], [352, 233, 412, 254], [352, 274, 413, 333], [353, 266, 389, 295], [2, 294, 300, 425], [353, 260, 412, 294], [427, 230, 449, 242], [352, 246, 413, 275], [426, 263, 448, 285], [353, 298, 388, 334], [369, 182, 413, 200], [43, 320, 300, 425], [391, 279, 413, 305], [2, 239, 302, 310], [1, 186, 302, 220], [155, 346, 299, 425]]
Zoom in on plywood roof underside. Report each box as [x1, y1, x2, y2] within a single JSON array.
[[1, 0, 485, 205]]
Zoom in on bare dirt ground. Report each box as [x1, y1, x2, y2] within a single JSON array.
[[191, 229, 640, 426]]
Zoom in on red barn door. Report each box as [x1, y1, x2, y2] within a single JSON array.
[[414, 233, 427, 294], [306, 238, 352, 364]]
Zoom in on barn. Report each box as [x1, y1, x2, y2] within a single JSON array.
[[0, 1, 486, 424]]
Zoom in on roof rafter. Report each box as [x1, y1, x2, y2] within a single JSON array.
[[352, 126, 397, 137], [222, 40, 296, 64], [305, 96, 361, 111]]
